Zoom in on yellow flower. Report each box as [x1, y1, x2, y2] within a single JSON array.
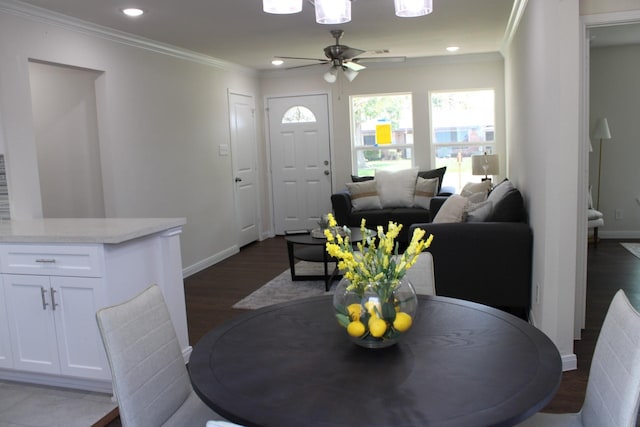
[[323, 214, 432, 294]]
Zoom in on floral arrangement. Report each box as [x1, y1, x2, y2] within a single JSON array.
[[324, 213, 433, 345]]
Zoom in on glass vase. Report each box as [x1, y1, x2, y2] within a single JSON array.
[[333, 276, 418, 348]]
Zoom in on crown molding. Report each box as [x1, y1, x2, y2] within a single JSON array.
[[0, 0, 257, 76], [501, 0, 528, 55]]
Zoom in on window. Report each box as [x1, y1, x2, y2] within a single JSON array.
[[351, 93, 413, 177], [282, 106, 316, 123], [430, 89, 495, 191]]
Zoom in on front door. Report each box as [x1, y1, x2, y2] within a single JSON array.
[[267, 94, 332, 234], [229, 92, 260, 247]]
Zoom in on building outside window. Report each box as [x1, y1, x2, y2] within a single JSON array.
[[350, 93, 413, 177], [431, 89, 495, 191]]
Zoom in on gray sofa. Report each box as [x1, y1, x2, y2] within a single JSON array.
[[330, 167, 452, 245], [409, 179, 533, 320]]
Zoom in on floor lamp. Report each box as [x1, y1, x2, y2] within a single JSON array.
[[592, 117, 612, 210]]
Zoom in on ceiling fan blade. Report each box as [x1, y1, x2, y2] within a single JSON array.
[[285, 61, 330, 70], [354, 56, 407, 64], [344, 61, 366, 71], [275, 56, 327, 62]]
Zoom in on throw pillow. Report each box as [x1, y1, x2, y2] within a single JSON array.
[[461, 181, 492, 202], [486, 179, 525, 222], [465, 201, 494, 222], [345, 180, 382, 211], [413, 177, 439, 209], [376, 168, 419, 208], [417, 167, 447, 194], [432, 194, 469, 223]]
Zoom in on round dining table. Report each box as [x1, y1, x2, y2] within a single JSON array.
[[189, 295, 562, 427]]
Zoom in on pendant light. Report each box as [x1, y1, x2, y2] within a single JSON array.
[[314, 0, 351, 24], [394, 0, 432, 17], [263, 0, 303, 14]]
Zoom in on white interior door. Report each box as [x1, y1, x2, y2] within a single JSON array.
[[229, 92, 260, 247], [268, 94, 332, 234]]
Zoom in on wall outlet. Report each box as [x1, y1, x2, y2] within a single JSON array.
[[615, 209, 623, 220]]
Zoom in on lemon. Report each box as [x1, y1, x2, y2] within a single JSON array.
[[369, 317, 387, 338], [347, 303, 363, 321], [364, 300, 381, 316], [393, 312, 413, 332], [347, 321, 366, 337]]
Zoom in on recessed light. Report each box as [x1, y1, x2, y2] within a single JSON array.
[[271, 59, 284, 66], [122, 8, 144, 17], [446, 46, 460, 52]]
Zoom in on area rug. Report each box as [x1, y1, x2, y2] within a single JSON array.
[[232, 261, 337, 310], [620, 242, 640, 260]]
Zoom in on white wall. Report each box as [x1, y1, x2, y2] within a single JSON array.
[[590, 45, 640, 237], [505, 0, 581, 368], [29, 61, 105, 218], [0, 7, 262, 273], [261, 54, 506, 193]]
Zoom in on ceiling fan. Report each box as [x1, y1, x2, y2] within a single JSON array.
[[275, 29, 405, 83]]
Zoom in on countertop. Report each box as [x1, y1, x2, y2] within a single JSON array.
[[0, 218, 186, 244]]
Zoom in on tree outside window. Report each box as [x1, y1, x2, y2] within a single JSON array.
[[351, 93, 413, 177]]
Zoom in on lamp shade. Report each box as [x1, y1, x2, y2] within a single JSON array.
[[394, 0, 433, 17], [343, 68, 359, 82], [315, 0, 351, 24], [323, 67, 338, 83], [472, 154, 499, 176], [263, 0, 302, 14], [592, 118, 611, 140]]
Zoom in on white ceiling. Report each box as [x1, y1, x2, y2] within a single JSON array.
[[14, 0, 516, 70]]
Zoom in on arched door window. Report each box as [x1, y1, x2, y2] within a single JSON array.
[[282, 106, 317, 123]]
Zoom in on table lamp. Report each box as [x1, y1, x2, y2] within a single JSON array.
[[472, 153, 499, 184]]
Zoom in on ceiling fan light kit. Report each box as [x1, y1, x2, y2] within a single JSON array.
[[323, 67, 338, 83], [263, 0, 432, 22]]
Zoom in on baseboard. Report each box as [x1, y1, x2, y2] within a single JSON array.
[[562, 353, 577, 371], [528, 309, 577, 371], [600, 230, 640, 239], [182, 245, 239, 278], [0, 368, 113, 393]]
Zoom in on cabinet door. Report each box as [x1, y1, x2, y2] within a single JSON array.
[[50, 276, 110, 380], [3, 274, 60, 374], [0, 276, 13, 369]]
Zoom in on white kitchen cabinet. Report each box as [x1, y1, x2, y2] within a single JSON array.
[[0, 218, 189, 393], [0, 275, 13, 369], [3, 273, 109, 380]]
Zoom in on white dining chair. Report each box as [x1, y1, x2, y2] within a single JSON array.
[[96, 284, 231, 427], [517, 289, 640, 427], [405, 252, 436, 296]]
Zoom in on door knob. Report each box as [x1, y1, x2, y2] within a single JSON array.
[[324, 170, 330, 176], [235, 177, 242, 182]]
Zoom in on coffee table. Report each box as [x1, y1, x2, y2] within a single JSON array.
[[285, 228, 366, 291], [189, 295, 562, 427]]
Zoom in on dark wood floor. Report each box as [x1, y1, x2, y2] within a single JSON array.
[[101, 237, 640, 426]]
